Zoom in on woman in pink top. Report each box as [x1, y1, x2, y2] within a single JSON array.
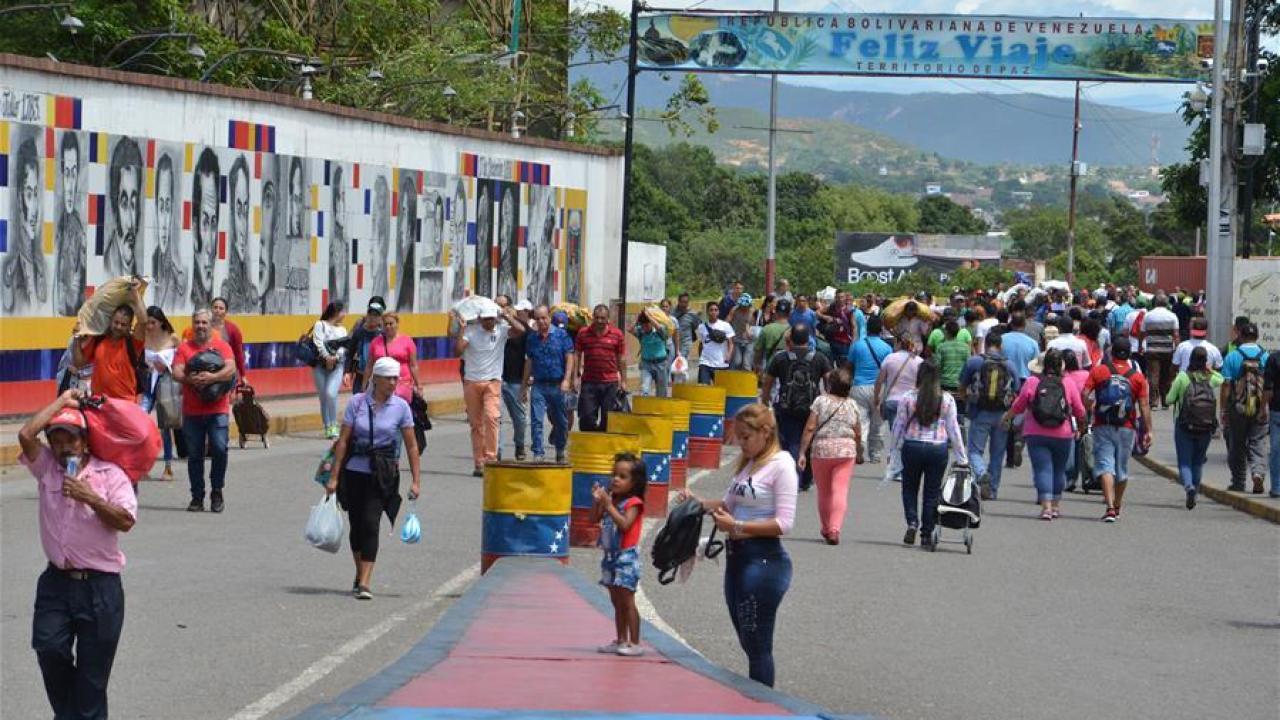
[[364, 312, 421, 404], [1003, 349, 1086, 520]]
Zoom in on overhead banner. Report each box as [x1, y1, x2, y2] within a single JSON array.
[[836, 233, 1000, 285], [636, 12, 1211, 82]]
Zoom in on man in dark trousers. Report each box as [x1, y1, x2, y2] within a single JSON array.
[[18, 388, 137, 720], [761, 324, 832, 491], [574, 304, 627, 432]]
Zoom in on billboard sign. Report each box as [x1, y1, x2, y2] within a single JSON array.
[[836, 232, 1000, 285], [636, 12, 1211, 82]]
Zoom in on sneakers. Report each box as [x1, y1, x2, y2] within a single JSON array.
[[1186, 489, 1197, 510], [615, 643, 644, 657], [555, 450, 566, 464], [355, 586, 373, 600], [187, 498, 204, 512], [1102, 507, 1118, 523], [324, 424, 339, 440], [210, 491, 224, 513], [979, 484, 992, 501], [1252, 475, 1265, 494], [515, 447, 527, 461], [1229, 482, 1246, 492], [903, 527, 917, 545], [920, 535, 934, 550], [472, 468, 484, 478], [596, 641, 621, 654]]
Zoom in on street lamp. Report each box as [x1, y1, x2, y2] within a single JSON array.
[[1187, 84, 1209, 113], [510, 110, 526, 139], [59, 13, 83, 34], [104, 32, 206, 69], [366, 67, 384, 82]]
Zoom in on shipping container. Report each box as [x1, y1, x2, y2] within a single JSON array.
[[1138, 256, 1206, 294]]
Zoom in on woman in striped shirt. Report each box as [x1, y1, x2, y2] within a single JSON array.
[[890, 360, 967, 548]]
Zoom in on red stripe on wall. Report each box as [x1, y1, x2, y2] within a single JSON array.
[[44, 127, 55, 157], [146, 139, 156, 168]]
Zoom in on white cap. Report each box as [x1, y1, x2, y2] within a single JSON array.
[[515, 299, 533, 312], [372, 357, 401, 378]]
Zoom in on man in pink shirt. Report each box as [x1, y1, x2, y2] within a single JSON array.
[[18, 388, 137, 720]]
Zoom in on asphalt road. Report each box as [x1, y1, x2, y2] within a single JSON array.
[[3, 414, 1277, 720]]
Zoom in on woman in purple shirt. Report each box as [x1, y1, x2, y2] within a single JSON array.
[[326, 357, 421, 600], [679, 403, 797, 687]]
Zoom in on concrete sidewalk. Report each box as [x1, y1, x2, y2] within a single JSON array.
[[1134, 409, 1279, 524]]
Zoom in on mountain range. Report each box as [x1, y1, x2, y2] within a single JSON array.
[[575, 66, 1194, 167]]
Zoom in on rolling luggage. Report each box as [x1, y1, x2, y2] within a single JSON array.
[[233, 384, 270, 449]]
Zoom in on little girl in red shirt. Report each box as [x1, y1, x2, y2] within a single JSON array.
[[591, 452, 647, 656]]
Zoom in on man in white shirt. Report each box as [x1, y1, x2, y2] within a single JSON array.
[[1135, 293, 1180, 409], [453, 303, 524, 476], [1046, 315, 1091, 369], [1172, 317, 1223, 372], [696, 301, 735, 384]]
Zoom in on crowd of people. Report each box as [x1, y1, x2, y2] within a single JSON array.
[[19, 272, 1280, 713]]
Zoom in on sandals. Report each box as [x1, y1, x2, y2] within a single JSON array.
[[1039, 509, 1054, 521]]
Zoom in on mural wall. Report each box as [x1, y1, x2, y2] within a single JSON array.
[[0, 115, 583, 319], [0, 61, 623, 414]]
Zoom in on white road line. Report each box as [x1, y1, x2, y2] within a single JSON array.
[[227, 563, 480, 720], [635, 456, 734, 652]]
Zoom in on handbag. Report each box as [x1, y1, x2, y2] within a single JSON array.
[[296, 329, 319, 367], [154, 373, 183, 430]]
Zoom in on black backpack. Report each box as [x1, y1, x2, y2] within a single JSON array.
[[1178, 376, 1218, 435], [1031, 375, 1069, 427], [779, 350, 820, 417], [975, 355, 1013, 411], [650, 498, 723, 585]]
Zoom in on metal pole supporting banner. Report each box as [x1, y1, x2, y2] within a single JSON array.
[[1066, 80, 1082, 285], [764, 0, 779, 296], [1205, 0, 1231, 348], [618, 0, 640, 326]]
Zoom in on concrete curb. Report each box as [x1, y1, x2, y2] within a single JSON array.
[[1135, 455, 1280, 524]]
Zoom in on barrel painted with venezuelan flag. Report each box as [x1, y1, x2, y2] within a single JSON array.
[[631, 396, 692, 490], [481, 462, 572, 574], [674, 384, 727, 469], [715, 370, 759, 444], [606, 413, 674, 517], [567, 432, 641, 548]]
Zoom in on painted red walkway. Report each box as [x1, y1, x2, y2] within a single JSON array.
[[292, 559, 865, 720]]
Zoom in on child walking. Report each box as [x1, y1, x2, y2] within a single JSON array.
[[591, 452, 647, 656]]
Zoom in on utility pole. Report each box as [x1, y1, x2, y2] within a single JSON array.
[[1239, 9, 1262, 258], [1205, 0, 1234, 348], [764, 0, 780, 295], [1065, 80, 1082, 286], [617, 0, 640, 325]]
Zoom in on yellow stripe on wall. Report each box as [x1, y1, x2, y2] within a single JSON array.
[[0, 121, 9, 153], [42, 221, 54, 254], [0, 314, 452, 352], [44, 157, 55, 190], [99, 134, 109, 166], [310, 236, 318, 263], [146, 168, 155, 199], [183, 143, 193, 172], [253, 206, 261, 234]]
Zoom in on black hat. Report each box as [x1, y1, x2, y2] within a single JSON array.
[[775, 299, 793, 315], [367, 296, 386, 315]]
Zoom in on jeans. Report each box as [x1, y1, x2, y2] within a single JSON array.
[[33, 566, 125, 720], [730, 341, 753, 371], [901, 440, 949, 534], [529, 382, 568, 457], [463, 379, 502, 467], [1026, 435, 1072, 502], [311, 364, 344, 429], [966, 410, 1008, 493], [850, 385, 883, 459], [775, 412, 812, 489], [500, 381, 528, 455], [1270, 415, 1280, 495], [1174, 426, 1212, 492], [723, 538, 792, 687], [639, 358, 669, 397], [138, 389, 174, 463], [578, 381, 618, 432], [182, 413, 228, 500], [1225, 414, 1268, 486], [698, 365, 720, 385]]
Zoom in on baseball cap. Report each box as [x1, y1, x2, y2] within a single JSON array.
[[46, 407, 87, 436], [1190, 318, 1208, 338], [367, 297, 386, 315], [775, 299, 793, 314], [515, 299, 533, 312]]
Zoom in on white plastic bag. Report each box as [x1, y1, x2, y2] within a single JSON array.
[[305, 495, 344, 553], [671, 354, 689, 376]]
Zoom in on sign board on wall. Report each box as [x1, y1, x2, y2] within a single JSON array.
[[835, 232, 1000, 285], [636, 12, 1210, 82], [626, 241, 667, 304], [1233, 259, 1280, 352]]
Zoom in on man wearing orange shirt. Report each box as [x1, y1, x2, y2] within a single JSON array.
[[71, 280, 147, 401]]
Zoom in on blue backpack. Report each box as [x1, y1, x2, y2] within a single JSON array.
[[1094, 361, 1136, 427]]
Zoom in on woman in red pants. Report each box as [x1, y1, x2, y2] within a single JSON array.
[[798, 367, 862, 544]]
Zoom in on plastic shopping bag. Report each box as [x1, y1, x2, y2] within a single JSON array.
[[670, 354, 689, 376], [81, 395, 162, 482], [305, 495, 344, 553], [400, 502, 422, 544]]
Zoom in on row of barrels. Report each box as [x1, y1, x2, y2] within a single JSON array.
[[479, 371, 760, 573]]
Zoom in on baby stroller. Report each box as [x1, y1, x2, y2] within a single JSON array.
[[929, 463, 981, 554]]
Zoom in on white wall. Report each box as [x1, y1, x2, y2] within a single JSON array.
[[1233, 258, 1280, 351], [626, 241, 667, 304]]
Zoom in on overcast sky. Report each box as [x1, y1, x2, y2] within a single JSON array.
[[573, 0, 1271, 112]]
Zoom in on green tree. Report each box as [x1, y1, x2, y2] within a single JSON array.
[[916, 194, 989, 234]]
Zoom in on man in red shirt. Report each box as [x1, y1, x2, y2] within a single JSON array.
[[173, 309, 237, 513], [1085, 343, 1152, 522], [71, 280, 147, 400], [574, 304, 627, 432]]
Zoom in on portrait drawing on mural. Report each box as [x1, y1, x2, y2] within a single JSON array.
[[53, 130, 87, 316], [151, 146, 187, 312], [495, 181, 518, 301], [328, 164, 350, 305], [526, 185, 556, 307], [395, 171, 418, 312], [190, 147, 220, 310], [220, 153, 260, 313], [104, 135, 144, 279], [474, 180, 494, 298], [2, 127, 48, 315], [449, 177, 467, 302], [565, 209, 583, 305]]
